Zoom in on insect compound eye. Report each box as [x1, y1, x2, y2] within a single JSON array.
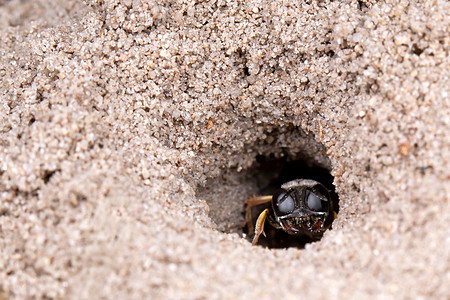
[[273, 190, 295, 214], [307, 191, 325, 212]]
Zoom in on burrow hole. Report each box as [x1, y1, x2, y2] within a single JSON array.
[[197, 153, 339, 249]]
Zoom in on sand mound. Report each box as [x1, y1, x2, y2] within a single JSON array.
[[1, 0, 449, 298]]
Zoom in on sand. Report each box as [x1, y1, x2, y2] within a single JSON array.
[[0, 0, 449, 299]]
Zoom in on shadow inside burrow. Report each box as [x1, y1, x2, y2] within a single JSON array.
[[196, 153, 339, 249]]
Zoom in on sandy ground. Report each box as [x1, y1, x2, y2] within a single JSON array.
[[0, 0, 449, 299]]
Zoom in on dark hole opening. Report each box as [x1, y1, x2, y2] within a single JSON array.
[[42, 169, 59, 184], [412, 44, 424, 56], [243, 155, 339, 249], [196, 151, 339, 249]]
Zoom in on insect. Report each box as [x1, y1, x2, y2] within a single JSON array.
[[245, 179, 338, 246]]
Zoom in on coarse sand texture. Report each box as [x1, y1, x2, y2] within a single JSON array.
[[0, 0, 449, 299]]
